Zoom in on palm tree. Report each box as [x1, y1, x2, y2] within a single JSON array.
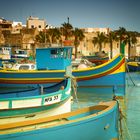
[[106, 31, 118, 59], [61, 22, 73, 40], [73, 28, 85, 58], [115, 27, 127, 44], [46, 28, 62, 46], [35, 28, 62, 47], [35, 31, 46, 44], [114, 27, 127, 55], [92, 32, 107, 52], [124, 31, 137, 59]]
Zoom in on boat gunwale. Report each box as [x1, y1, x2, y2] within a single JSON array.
[[0, 96, 72, 118], [0, 79, 71, 111], [0, 55, 125, 83], [0, 54, 123, 74], [0, 101, 117, 131], [0, 78, 70, 101]]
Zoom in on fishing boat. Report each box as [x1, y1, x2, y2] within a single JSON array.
[[0, 77, 72, 118], [0, 100, 119, 140], [82, 52, 109, 65], [0, 46, 126, 96], [127, 56, 140, 72], [127, 61, 140, 72]]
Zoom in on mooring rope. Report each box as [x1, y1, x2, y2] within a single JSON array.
[[123, 118, 133, 140], [113, 95, 133, 140], [70, 76, 80, 108], [113, 96, 124, 140], [126, 63, 136, 86]]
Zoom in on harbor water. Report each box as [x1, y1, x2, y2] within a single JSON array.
[[72, 72, 140, 140]]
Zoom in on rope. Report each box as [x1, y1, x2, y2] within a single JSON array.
[[123, 118, 133, 140], [113, 96, 124, 140], [126, 63, 136, 86], [64, 65, 80, 108], [71, 76, 80, 108], [119, 110, 133, 140], [119, 108, 125, 140], [113, 95, 133, 140]]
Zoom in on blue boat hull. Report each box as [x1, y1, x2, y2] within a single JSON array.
[[127, 65, 140, 72], [0, 101, 119, 140], [0, 54, 125, 96], [0, 78, 72, 117], [78, 72, 125, 96]]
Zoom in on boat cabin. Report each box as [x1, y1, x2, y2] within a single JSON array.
[[36, 46, 72, 70]]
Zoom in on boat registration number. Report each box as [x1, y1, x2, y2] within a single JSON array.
[[44, 94, 61, 105]]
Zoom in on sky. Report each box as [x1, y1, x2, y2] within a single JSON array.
[[0, 0, 140, 32]]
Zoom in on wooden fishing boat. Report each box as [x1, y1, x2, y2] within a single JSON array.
[[0, 101, 119, 140], [82, 54, 109, 65], [127, 61, 140, 72], [0, 78, 72, 118], [0, 46, 126, 96], [127, 56, 140, 72]]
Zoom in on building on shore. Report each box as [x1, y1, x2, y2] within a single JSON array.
[[11, 22, 23, 34], [78, 27, 140, 58], [26, 16, 46, 31], [0, 18, 12, 31], [82, 27, 111, 34], [0, 17, 140, 59]]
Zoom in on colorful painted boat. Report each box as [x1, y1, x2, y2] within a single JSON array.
[[127, 61, 140, 72], [0, 101, 119, 140], [82, 55, 109, 65], [127, 56, 140, 72], [0, 78, 72, 118], [0, 46, 125, 96]]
